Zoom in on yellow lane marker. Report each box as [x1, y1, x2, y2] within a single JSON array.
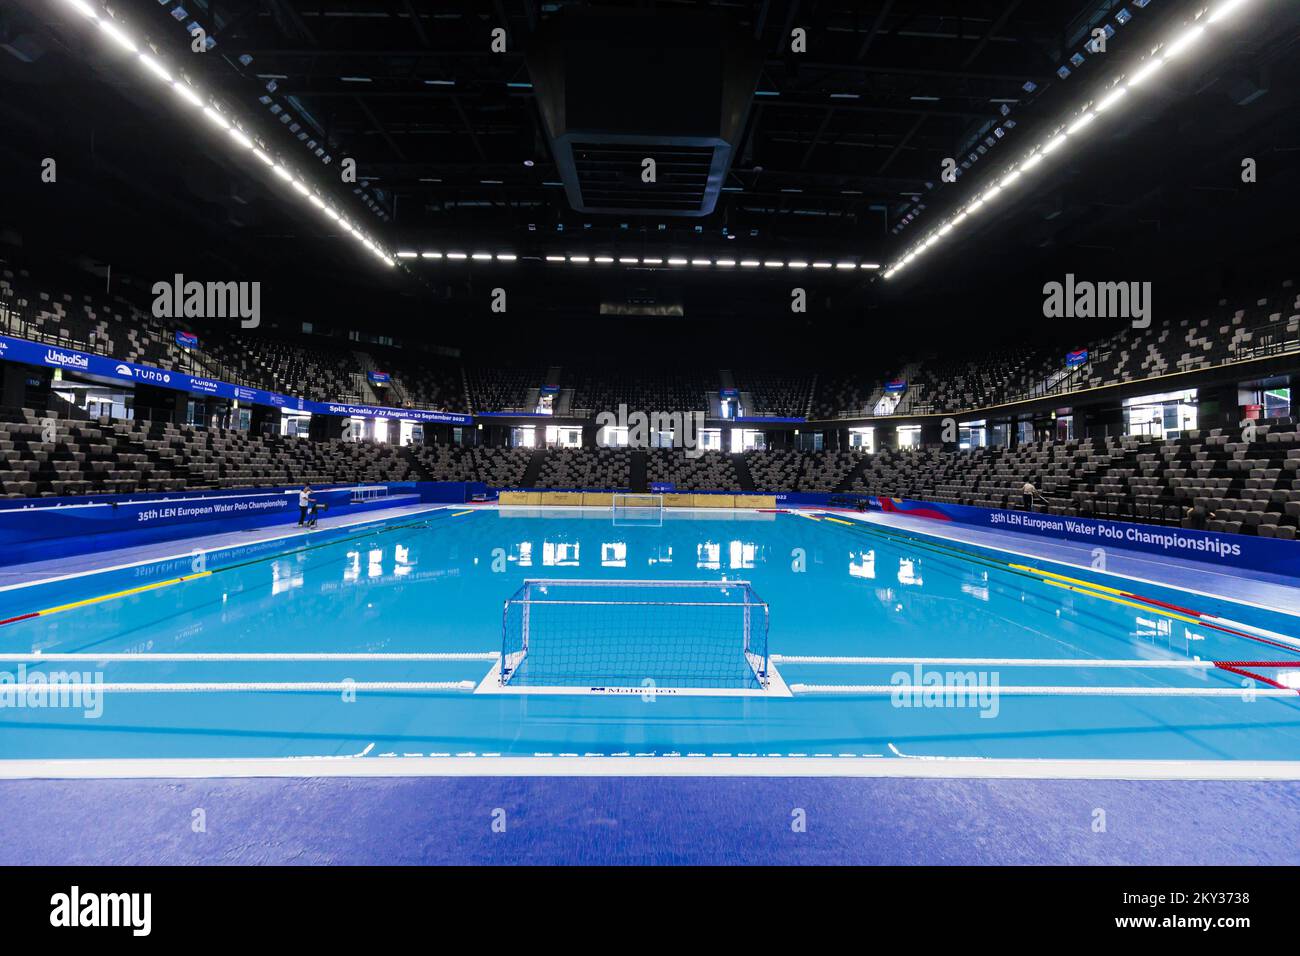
[[39, 571, 213, 618], [1041, 580, 1204, 628], [1010, 563, 1128, 596]]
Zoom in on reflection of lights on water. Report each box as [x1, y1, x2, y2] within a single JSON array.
[[849, 549, 875, 579], [542, 540, 580, 567], [648, 545, 673, 566], [960, 583, 989, 602], [601, 541, 627, 568], [697, 541, 721, 570], [729, 540, 756, 569], [1277, 670, 1300, 689], [897, 558, 922, 586]]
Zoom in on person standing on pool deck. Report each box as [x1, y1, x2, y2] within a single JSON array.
[[1021, 479, 1037, 512], [298, 485, 314, 526]]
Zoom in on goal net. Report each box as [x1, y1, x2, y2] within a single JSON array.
[[612, 492, 664, 524], [500, 579, 769, 691]]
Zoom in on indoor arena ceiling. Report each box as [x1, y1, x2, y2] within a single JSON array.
[[2, 0, 1299, 347]]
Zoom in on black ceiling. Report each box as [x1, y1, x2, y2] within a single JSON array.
[[2, 0, 1299, 362]]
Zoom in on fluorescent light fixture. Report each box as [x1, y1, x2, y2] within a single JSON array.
[[422, 252, 444, 259], [251, 148, 274, 166], [471, 252, 492, 260], [227, 127, 254, 149], [202, 107, 230, 130], [642, 258, 663, 265], [952, 212, 969, 225], [271, 164, 294, 182], [1163, 25, 1205, 60], [715, 259, 736, 267], [691, 258, 712, 266], [397, 251, 418, 259], [967, 197, 986, 212], [497, 254, 517, 262], [938, 223, 954, 236], [1020, 153, 1044, 171], [835, 261, 856, 270], [446, 252, 468, 260], [787, 261, 809, 269], [1000, 169, 1022, 187], [812, 261, 832, 269], [764, 260, 785, 268], [1041, 132, 1069, 155], [138, 53, 172, 83], [1208, 0, 1251, 24], [860, 263, 881, 270], [594, 256, 614, 263], [740, 260, 761, 268], [618, 257, 639, 264], [98, 20, 137, 53], [1067, 112, 1096, 135], [1127, 58, 1165, 87], [981, 185, 1003, 202], [668, 257, 688, 266], [545, 255, 565, 262], [568, 255, 589, 263], [171, 81, 203, 108], [1094, 86, 1128, 113], [291, 180, 311, 197]]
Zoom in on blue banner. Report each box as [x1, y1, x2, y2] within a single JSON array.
[[0, 335, 472, 426], [1066, 349, 1089, 367], [884, 379, 908, 393], [175, 330, 199, 349], [367, 371, 391, 384]]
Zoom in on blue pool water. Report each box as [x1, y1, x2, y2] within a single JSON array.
[[1, 506, 1298, 763]]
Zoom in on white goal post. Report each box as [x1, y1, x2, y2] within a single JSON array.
[[611, 492, 665, 512], [496, 578, 772, 694]]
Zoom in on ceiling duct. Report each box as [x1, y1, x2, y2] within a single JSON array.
[[527, 9, 761, 217]]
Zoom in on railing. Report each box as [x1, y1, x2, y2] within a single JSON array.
[[815, 317, 1299, 422]]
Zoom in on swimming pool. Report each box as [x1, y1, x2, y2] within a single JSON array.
[[1, 506, 1298, 767]]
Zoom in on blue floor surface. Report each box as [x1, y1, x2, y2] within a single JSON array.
[[1, 776, 1296, 865]]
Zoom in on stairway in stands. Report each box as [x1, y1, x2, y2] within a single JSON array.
[[520, 449, 546, 487], [732, 453, 756, 492], [629, 451, 648, 492]]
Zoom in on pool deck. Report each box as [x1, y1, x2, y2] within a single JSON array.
[[834, 508, 1300, 616], [0, 501, 448, 590], [0, 775, 1296, 865]]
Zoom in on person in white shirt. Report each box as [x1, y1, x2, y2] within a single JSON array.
[[1021, 480, 1036, 512], [298, 485, 313, 526]]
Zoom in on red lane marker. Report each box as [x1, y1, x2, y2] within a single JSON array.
[[0, 612, 40, 628], [1121, 592, 1205, 618], [1213, 661, 1296, 692], [1216, 661, 1300, 667]]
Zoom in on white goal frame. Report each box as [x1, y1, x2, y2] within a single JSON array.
[[611, 492, 665, 526], [479, 578, 790, 698]]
